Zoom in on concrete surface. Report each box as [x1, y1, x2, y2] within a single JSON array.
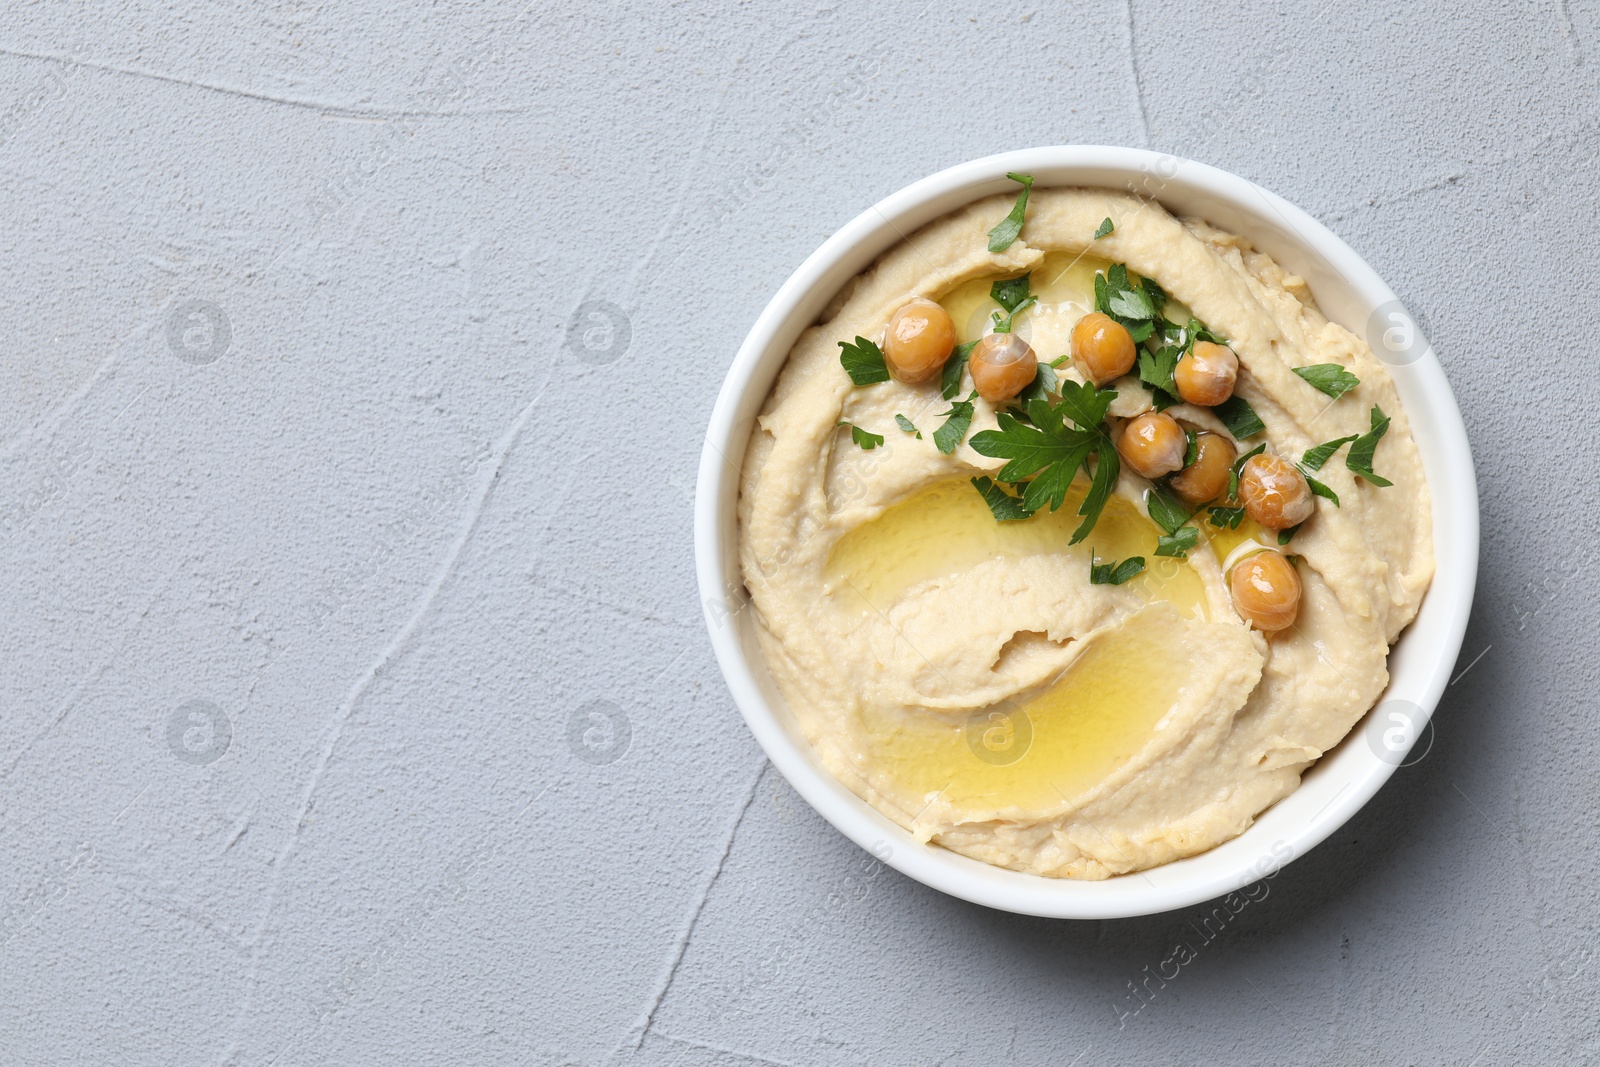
[[0, 2, 1594, 1064]]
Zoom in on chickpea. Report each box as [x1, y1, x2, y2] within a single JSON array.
[[1070, 312, 1137, 385], [883, 299, 957, 384], [1174, 341, 1238, 407], [1116, 412, 1186, 479], [1230, 550, 1302, 632], [969, 332, 1037, 403], [1168, 431, 1236, 504], [1237, 454, 1315, 530]]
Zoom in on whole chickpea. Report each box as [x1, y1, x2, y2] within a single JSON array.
[[1174, 341, 1238, 407], [1237, 454, 1315, 530], [882, 300, 956, 384], [1070, 312, 1137, 385], [1168, 431, 1236, 504], [969, 333, 1038, 403], [1230, 550, 1302, 632], [1116, 412, 1186, 479]]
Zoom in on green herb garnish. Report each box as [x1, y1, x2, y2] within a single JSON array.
[[839, 336, 889, 386], [941, 339, 976, 400], [968, 381, 1120, 544], [1016, 361, 1058, 405], [1278, 523, 1302, 545], [1207, 505, 1246, 529], [986, 173, 1034, 252], [1301, 468, 1340, 506], [1094, 217, 1115, 240], [1227, 443, 1266, 499], [838, 421, 883, 450], [894, 414, 921, 439], [1182, 427, 1199, 469], [1214, 395, 1266, 439], [1155, 527, 1200, 558], [933, 391, 978, 455], [1345, 405, 1393, 486], [971, 476, 1036, 522], [1293, 363, 1361, 399], [1090, 553, 1145, 585], [1145, 486, 1192, 536], [1302, 434, 1358, 471], [1094, 264, 1160, 343], [990, 273, 1038, 333]]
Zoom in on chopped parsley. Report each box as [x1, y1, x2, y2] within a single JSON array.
[[838, 421, 883, 450], [986, 173, 1034, 253], [968, 381, 1120, 544], [1090, 553, 1145, 585], [1182, 427, 1199, 468], [894, 414, 921, 439], [1345, 405, 1393, 486], [970, 476, 1036, 522], [1214, 394, 1266, 439], [1093, 263, 1165, 344], [1016, 361, 1059, 405], [941, 339, 976, 399], [1144, 486, 1192, 536], [838, 336, 889, 386], [1293, 363, 1361, 399], [1301, 467, 1340, 506], [990, 273, 1038, 333], [1094, 217, 1115, 239], [1277, 523, 1302, 545], [1155, 527, 1200, 558], [933, 391, 978, 454], [1227, 443, 1266, 500], [1302, 434, 1358, 470], [1207, 505, 1246, 529]]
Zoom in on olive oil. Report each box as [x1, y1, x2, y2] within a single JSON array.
[[825, 477, 1208, 619], [862, 604, 1194, 816]]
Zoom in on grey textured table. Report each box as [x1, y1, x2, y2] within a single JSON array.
[[0, 3, 1592, 1064]]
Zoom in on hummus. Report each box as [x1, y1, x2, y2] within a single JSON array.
[[737, 187, 1434, 879]]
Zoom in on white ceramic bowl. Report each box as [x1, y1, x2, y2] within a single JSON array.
[[694, 146, 1479, 919]]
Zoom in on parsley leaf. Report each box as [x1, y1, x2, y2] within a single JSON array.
[[971, 476, 1036, 522], [941, 339, 976, 400], [933, 392, 977, 455], [1345, 405, 1393, 486], [1137, 344, 1181, 400], [1094, 263, 1160, 343], [986, 172, 1034, 253], [1301, 467, 1340, 506], [838, 421, 883, 450], [1182, 427, 1199, 468], [1293, 363, 1361, 399], [1144, 486, 1192, 536], [1016, 361, 1059, 405], [968, 382, 1121, 543], [1277, 523, 1302, 545], [1155, 526, 1200, 558], [1207, 505, 1245, 529], [894, 414, 921, 439], [1214, 394, 1266, 438], [839, 336, 889, 386], [1227, 442, 1266, 500], [1302, 434, 1358, 470], [1094, 217, 1115, 239], [990, 273, 1037, 333], [1090, 553, 1145, 585], [1108, 286, 1156, 321]]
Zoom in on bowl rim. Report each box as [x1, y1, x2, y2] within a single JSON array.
[[694, 145, 1479, 919]]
